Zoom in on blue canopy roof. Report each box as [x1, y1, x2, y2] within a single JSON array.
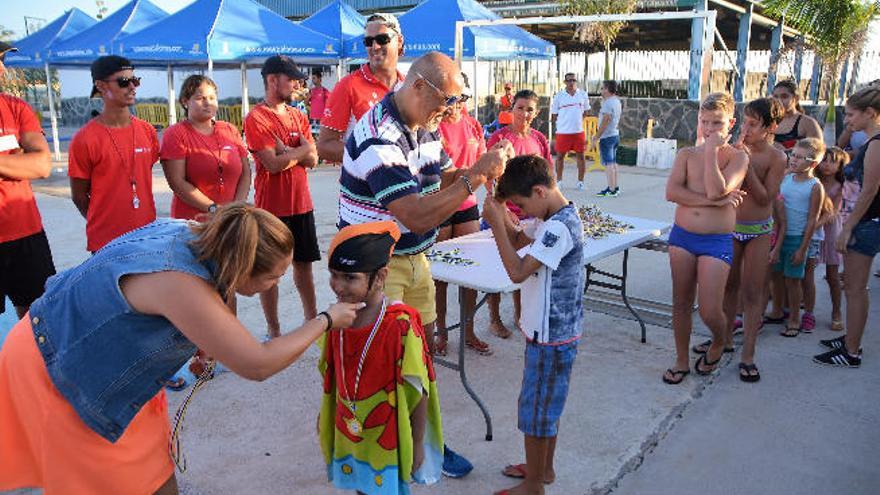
[[5, 9, 97, 68], [346, 0, 555, 60], [300, 0, 366, 58], [47, 0, 167, 64], [116, 0, 339, 63]]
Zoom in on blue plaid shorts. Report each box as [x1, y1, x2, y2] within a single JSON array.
[[518, 340, 578, 437]]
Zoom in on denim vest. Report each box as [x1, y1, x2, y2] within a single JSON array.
[[28, 219, 217, 442]]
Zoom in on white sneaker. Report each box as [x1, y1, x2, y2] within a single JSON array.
[[576, 181, 585, 191]]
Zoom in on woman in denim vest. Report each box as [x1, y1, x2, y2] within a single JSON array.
[[0, 203, 363, 495]]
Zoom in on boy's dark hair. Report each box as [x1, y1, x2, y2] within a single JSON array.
[[602, 80, 618, 95], [512, 89, 539, 107], [743, 97, 784, 128], [496, 155, 554, 199]]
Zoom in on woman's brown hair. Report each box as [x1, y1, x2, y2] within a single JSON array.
[[178, 74, 218, 112], [846, 85, 880, 115], [190, 203, 293, 299]]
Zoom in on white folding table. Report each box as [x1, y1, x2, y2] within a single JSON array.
[[428, 214, 671, 440]]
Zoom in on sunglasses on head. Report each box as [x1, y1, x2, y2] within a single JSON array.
[[363, 33, 395, 47], [105, 76, 142, 88], [415, 72, 468, 106]]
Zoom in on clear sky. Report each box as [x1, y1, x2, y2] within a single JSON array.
[[4, 0, 183, 39]]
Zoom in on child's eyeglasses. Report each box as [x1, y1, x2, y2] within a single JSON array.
[[105, 76, 142, 88], [363, 33, 395, 47], [789, 153, 815, 161]]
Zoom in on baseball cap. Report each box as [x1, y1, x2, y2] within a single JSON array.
[[90, 55, 134, 97], [261, 55, 307, 80], [366, 13, 402, 36], [0, 41, 18, 54]]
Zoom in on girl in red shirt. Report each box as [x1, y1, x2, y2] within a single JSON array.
[[161, 74, 251, 320], [161, 75, 250, 221]]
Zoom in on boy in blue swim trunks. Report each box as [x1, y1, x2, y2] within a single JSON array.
[[482, 155, 584, 495], [713, 98, 788, 383], [664, 92, 748, 384]]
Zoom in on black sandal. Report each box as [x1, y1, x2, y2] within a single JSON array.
[[694, 352, 722, 375], [691, 339, 735, 355], [662, 368, 690, 385], [780, 327, 800, 338], [738, 363, 761, 383]]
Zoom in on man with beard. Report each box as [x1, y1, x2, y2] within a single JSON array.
[[338, 51, 514, 480], [68, 55, 159, 253], [244, 55, 319, 339], [317, 13, 405, 162]]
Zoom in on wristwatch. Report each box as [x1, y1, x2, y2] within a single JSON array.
[[207, 203, 218, 214], [460, 174, 474, 195]]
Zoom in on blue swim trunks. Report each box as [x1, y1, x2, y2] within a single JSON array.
[[668, 224, 734, 265], [518, 340, 578, 438]]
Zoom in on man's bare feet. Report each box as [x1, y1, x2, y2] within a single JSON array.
[[489, 319, 512, 339]]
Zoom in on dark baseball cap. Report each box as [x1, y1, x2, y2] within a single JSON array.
[[261, 55, 307, 80], [0, 41, 18, 54], [90, 55, 134, 97]]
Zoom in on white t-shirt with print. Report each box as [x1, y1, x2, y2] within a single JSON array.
[[551, 89, 589, 134]]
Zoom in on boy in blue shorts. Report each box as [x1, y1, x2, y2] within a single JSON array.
[[482, 155, 585, 495]]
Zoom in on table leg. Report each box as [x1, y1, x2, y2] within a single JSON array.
[[431, 290, 493, 441], [619, 249, 648, 343]]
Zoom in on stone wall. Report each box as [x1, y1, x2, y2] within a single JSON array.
[[479, 95, 844, 144]]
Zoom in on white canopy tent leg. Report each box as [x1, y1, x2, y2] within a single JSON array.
[[472, 55, 478, 121], [166, 65, 177, 126], [240, 61, 250, 123], [207, 58, 214, 79], [44, 62, 60, 161]]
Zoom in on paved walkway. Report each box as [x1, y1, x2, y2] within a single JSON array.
[[3, 164, 878, 495]]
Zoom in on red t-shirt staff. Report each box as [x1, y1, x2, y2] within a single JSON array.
[[317, 13, 405, 163], [0, 41, 56, 319], [244, 55, 319, 338], [160, 75, 250, 221], [69, 56, 159, 253]]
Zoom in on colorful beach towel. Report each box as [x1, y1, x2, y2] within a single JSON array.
[[318, 302, 443, 494]]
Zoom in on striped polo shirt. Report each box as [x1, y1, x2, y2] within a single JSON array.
[[338, 93, 452, 255]]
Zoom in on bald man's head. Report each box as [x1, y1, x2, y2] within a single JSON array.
[[396, 52, 466, 132]]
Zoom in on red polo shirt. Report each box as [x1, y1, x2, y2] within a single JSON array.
[[160, 120, 248, 220], [244, 104, 314, 217], [320, 64, 404, 135], [0, 94, 44, 243], [68, 117, 159, 251]]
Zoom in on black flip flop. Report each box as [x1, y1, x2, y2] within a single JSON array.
[[691, 339, 735, 355], [694, 353, 721, 375], [738, 363, 761, 383], [662, 368, 690, 385], [780, 327, 800, 338]]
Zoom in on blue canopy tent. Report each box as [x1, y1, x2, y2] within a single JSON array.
[[5, 8, 97, 158], [116, 0, 341, 123], [345, 0, 555, 61], [300, 0, 366, 58], [47, 0, 168, 64]]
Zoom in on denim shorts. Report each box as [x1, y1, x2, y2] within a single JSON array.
[[599, 135, 620, 165], [848, 219, 880, 257], [518, 341, 578, 438]]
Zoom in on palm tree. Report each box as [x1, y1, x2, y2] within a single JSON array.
[[562, 0, 638, 80], [762, 0, 879, 143]]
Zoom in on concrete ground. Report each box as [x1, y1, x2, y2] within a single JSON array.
[[4, 162, 879, 495]]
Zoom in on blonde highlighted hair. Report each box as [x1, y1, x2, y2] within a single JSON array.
[[795, 137, 826, 162], [190, 203, 293, 299], [700, 92, 736, 116]]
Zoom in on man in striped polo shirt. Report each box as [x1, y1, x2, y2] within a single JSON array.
[[338, 52, 512, 478]]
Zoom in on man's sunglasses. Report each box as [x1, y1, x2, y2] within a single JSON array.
[[564, 79, 577, 83], [363, 33, 396, 47], [105, 76, 142, 88], [416, 71, 469, 106]]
